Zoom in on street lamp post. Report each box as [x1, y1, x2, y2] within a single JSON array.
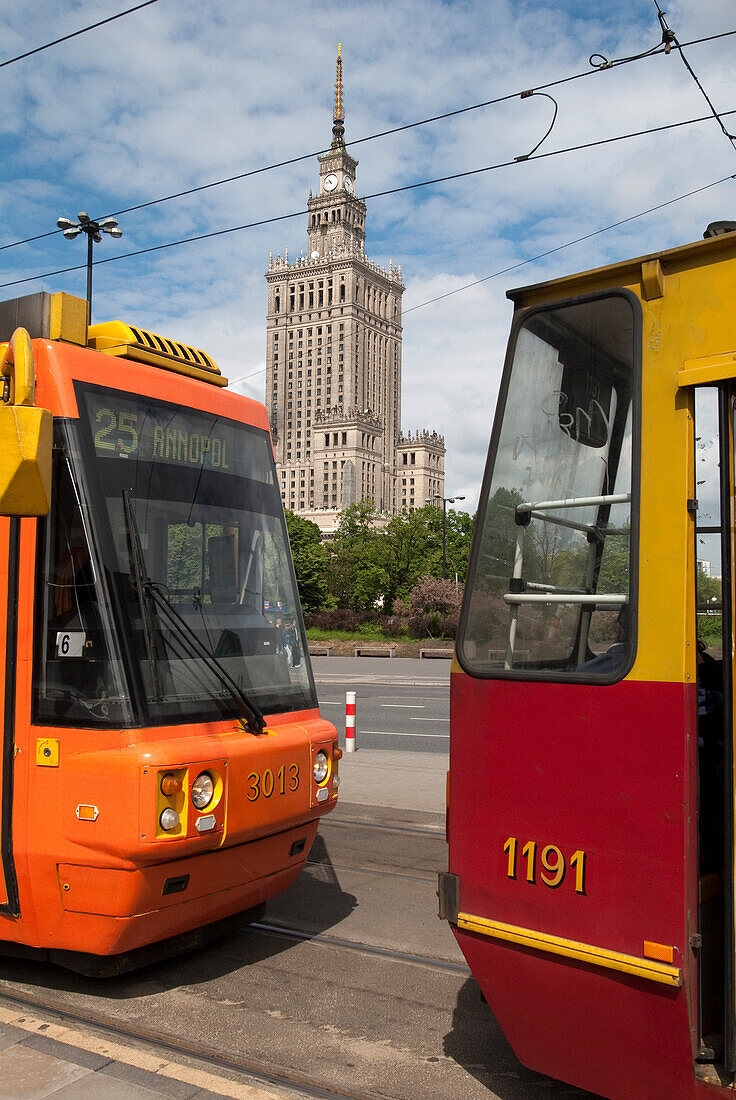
[[56, 212, 123, 327], [426, 493, 465, 579]]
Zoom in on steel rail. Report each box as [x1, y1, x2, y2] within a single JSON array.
[[0, 982, 389, 1100], [319, 817, 445, 837], [251, 921, 470, 975], [305, 857, 439, 884]]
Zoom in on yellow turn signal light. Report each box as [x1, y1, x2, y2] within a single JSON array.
[[161, 773, 183, 797], [333, 747, 343, 760]]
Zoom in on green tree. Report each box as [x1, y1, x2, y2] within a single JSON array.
[[284, 510, 329, 613], [318, 500, 475, 613], [697, 571, 722, 605], [445, 509, 475, 584], [375, 507, 440, 611], [380, 505, 475, 609], [326, 501, 386, 610]]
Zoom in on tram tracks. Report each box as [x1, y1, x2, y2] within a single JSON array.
[[250, 920, 470, 975], [319, 815, 445, 837], [0, 981, 389, 1100], [0, 807, 587, 1100], [0, 915, 469, 1100]]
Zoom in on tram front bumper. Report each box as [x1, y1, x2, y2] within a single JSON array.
[[54, 819, 318, 955]]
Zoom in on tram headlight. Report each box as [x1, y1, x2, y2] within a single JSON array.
[[191, 771, 215, 810], [159, 807, 180, 831], [313, 751, 329, 785]]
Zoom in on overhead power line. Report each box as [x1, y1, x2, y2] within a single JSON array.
[[651, 2, 736, 159], [402, 173, 736, 316], [2, 106, 734, 294], [0, 0, 165, 70], [223, 170, 736, 390], [1, 26, 734, 256]]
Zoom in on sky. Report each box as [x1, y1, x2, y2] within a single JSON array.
[[1, 0, 735, 516]]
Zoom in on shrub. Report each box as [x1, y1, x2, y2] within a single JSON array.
[[408, 576, 463, 617], [305, 608, 380, 633]]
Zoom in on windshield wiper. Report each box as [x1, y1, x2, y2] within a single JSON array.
[[122, 491, 266, 733], [123, 490, 163, 702], [145, 582, 266, 733]]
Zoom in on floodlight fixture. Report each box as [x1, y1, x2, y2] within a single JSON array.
[[56, 211, 124, 327]]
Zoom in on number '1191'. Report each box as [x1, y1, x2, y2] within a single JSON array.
[[504, 836, 588, 894]]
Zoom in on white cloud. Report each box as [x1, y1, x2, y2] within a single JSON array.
[[1, 0, 735, 512]]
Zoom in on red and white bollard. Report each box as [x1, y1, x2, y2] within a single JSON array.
[[345, 690, 357, 753]]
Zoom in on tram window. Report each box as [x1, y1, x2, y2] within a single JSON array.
[[70, 386, 316, 723], [460, 293, 637, 679], [33, 450, 133, 727]]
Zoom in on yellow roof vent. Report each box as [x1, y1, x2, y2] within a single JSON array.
[[88, 320, 227, 387]]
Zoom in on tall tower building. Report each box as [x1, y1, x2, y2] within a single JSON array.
[[265, 46, 444, 534]]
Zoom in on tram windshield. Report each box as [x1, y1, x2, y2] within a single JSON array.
[[34, 383, 316, 727], [460, 293, 638, 678]]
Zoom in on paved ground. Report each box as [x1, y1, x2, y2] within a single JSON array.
[[335, 750, 447, 813], [0, 657, 594, 1100], [0, 656, 451, 1099], [0, 1004, 307, 1099], [0, 752, 450, 1100]]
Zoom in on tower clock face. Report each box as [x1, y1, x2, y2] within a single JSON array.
[[344, 176, 354, 194], [323, 174, 338, 192]]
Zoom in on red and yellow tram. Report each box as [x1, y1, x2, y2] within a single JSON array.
[[0, 290, 338, 974], [443, 224, 736, 1097]]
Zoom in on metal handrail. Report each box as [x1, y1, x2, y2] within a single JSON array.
[[517, 492, 630, 514], [503, 593, 627, 606]]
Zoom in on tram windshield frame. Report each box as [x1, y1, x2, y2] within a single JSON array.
[[458, 289, 641, 682], [33, 382, 317, 728]]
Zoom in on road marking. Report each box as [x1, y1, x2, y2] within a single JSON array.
[[319, 700, 343, 705], [380, 704, 424, 708], [360, 730, 449, 739], [411, 717, 449, 722]]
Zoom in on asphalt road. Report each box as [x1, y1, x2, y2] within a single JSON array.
[[316, 682, 449, 753], [312, 656, 451, 754]]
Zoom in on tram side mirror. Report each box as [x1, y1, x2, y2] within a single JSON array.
[[208, 534, 238, 604], [0, 403, 52, 516], [557, 353, 614, 449]]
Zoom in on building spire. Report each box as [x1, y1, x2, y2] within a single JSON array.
[[332, 42, 345, 149]]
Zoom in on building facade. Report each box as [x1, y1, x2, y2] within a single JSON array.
[[265, 47, 444, 534]]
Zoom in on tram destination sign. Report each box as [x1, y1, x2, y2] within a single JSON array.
[[81, 390, 272, 482]]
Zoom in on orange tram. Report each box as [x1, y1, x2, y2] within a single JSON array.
[[0, 290, 338, 975], [442, 223, 736, 1097]]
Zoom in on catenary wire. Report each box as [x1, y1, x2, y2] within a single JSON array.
[[403, 172, 736, 315], [224, 172, 736, 388], [652, 2, 736, 156], [1, 104, 733, 294], [0, 0, 166, 70], [1, 26, 734, 256]]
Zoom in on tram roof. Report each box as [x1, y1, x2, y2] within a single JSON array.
[[508, 228, 736, 307], [0, 290, 227, 387]]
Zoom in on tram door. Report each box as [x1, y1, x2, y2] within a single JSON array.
[[692, 384, 736, 1070]]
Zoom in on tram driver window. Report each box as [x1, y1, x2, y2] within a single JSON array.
[[33, 454, 131, 726], [461, 293, 637, 679]]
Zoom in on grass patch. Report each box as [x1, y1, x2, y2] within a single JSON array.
[[307, 626, 418, 643]]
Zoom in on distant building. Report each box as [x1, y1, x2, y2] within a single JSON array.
[[265, 46, 444, 534]]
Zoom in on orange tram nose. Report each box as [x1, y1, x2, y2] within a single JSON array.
[[0, 290, 339, 974]]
